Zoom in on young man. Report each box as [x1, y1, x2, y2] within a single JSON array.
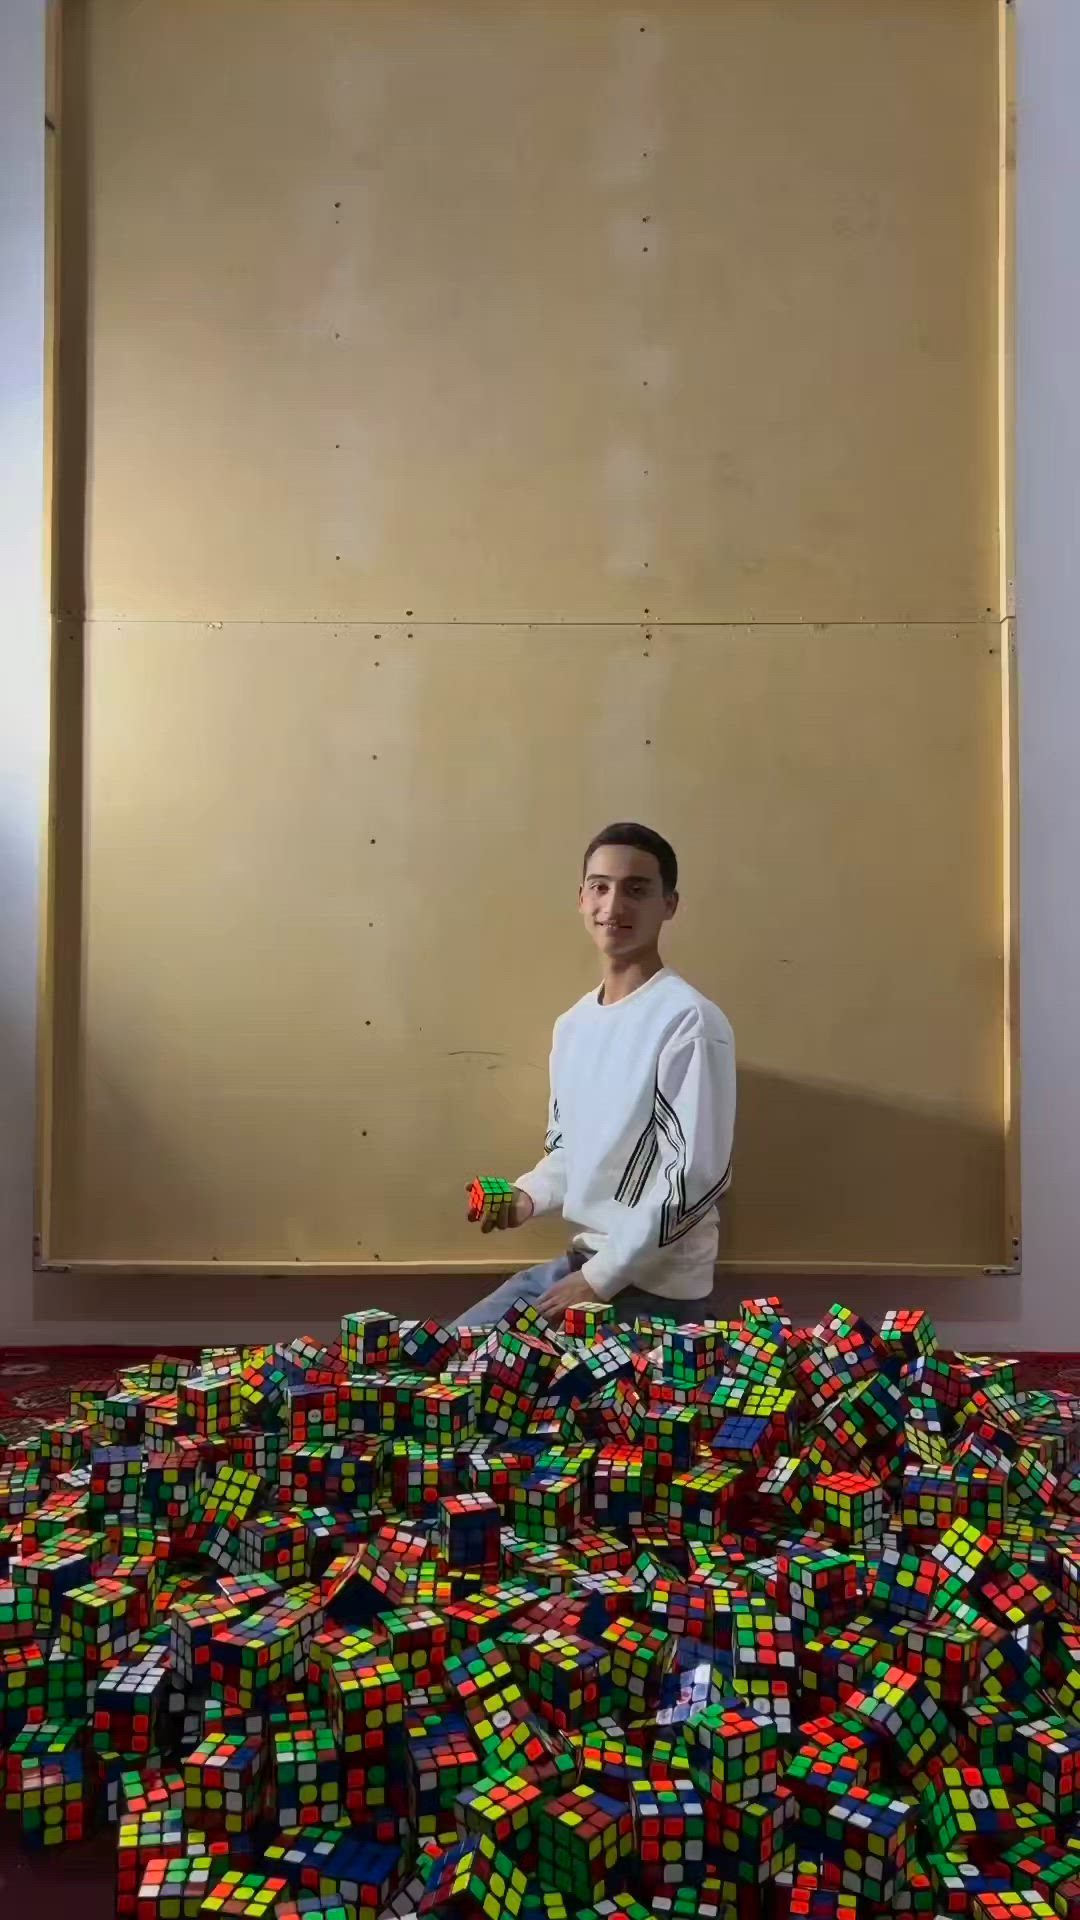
[[456, 822, 735, 1328]]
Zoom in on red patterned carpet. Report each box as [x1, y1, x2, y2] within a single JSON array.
[[0, 1345, 1078, 1443]]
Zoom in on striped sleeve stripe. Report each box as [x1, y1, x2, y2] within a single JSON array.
[[654, 1083, 732, 1248], [615, 1118, 657, 1204]]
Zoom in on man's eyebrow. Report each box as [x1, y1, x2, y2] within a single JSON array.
[[583, 870, 653, 883]]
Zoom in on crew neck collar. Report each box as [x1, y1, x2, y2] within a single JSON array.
[[596, 966, 669, 1009]]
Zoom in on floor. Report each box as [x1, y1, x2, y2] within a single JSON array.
[[0, 1829, 117, 1918]]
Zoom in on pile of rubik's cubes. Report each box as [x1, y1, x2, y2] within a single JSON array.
[[5, 1250, 1080, 1919]]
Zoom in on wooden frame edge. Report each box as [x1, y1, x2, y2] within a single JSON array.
[[999, 0, 1020, 1271], [35, 2, 1021, 1283], [33, 1257, 1021, 1281], [34, 0, 64, 1266]]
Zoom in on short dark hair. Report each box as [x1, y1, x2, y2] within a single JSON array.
[[582, 822, 678, 894]]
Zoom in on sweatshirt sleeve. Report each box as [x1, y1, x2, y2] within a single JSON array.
[[580, 1032, 735, 1301], [512, 1037, 567, 1219]]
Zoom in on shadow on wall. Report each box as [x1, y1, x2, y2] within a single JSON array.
[[27, 1062, 1024, 1348]]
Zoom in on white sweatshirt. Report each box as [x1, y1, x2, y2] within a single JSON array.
[[514, 969, 736, 1302]]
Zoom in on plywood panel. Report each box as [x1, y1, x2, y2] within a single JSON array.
[[65, 0, 1000, 626], [49, 620, 1004, 1268]]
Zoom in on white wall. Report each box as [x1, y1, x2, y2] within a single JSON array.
[[0, 0, 49, 1344], [1, 0, 1078, 1348]]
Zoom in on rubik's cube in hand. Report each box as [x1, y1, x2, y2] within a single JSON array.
[[468, 1177, 516, 1223]]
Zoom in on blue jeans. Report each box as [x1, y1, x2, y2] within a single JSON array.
[[452, 1253, 690, 1331]]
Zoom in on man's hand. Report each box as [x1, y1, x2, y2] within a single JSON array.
[[536, 1272, 602, 1326], [464, 1183, 534, 1235]]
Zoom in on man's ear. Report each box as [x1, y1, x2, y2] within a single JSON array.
[[664, 890, 679, 922]]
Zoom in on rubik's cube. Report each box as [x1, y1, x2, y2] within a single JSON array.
[[445, 1637, 528, 1745], [658, 1326, 722, 1390], [951, 1463, 1010, 1534], [92, 1650, 169, 1755], [593, 1446, 652, 1530], [923, 1760, 1025, 1853], [1005, 1450, 1058, 1524], [44, 1639, 90, 1721], [0, 1463, 42, 1518], [413, 1383, 480, 1448], [709, 1412, 776, 1468], [408, 1720, 486, 1842], [419, 1832, 528, 1919], [757, 1453, 811, 1523], [387, 1438, 454, 1514], [731, 1607, 798, 1695], [88, 1445, 144, 1517], [275, 1335, 346, 1387], [537, 1783, 634, 1903], [866, 1541, 939, 1621], [117, 1805, 187, 1915], [40, 1418, 92, 1479], [210, 1602, 304, 1710], [812, 1471, 888, 1544], [183, 1730, 266, 1833], [4, 1718, 88, 1847], [272, 1721, 341, 1828], [169, 1593, 241, 1687], [578, 1729, 649, 1799], [467, 1177, 516, 1223], [437, 1493, 502, 1572], [454, 1767, 544, 1856], [563, 1532, 632, 1580], [968, 1895, 1059, 1920], [134, 1852, 219, 1917], [507, 1468, 583, 1545], [199, 1872, 295, 1916], [707, 1783, 798, 1885], [564, 1303, 616, 1340], [1000, 1841, 1080, 1916], [400, 1318, 459, 1373], [879, 1307, 937, 1362], [600, 1616, 674, 1712], [280, 1440, 381, 1509], [641, 1403, 699, 1474], [338, 1313, 397, 1374], [629, 1773, 706, 1888], [286, 1384, 340, 1445], [342, 1748, 405, 1838], [236, 1511, 308, 1583], [58, 1576, 143, 1669], [787, 1889, 860, 1919], [891, 1620, 983, 1709], [142, 1449, 201, 1523], [326, 1655, 405, 1756], [178, 1372, 245, 1438], [381, 1605, 448, 1688], [1014, 1716, 1080, 1819], [929, 1515, 1002, 1602], [0, 1640, 48, 1730], [684, 1704, 778, 1805], [9, 1541, 93, 1634], [773, 1550, 860, 1629], [442, 1583, 539, 1648], [576, 1378, 645, 1447], [655, 1464, 744, 1542], [517, 1631, 611, 1732], [822, 1784, 916, 1902], [119, 1764, 186, 1817], [841, 1661, 952, 1777], [225, 1426, 282, 1485]]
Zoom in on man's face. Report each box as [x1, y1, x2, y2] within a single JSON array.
[[578, 843, 678, 959]]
